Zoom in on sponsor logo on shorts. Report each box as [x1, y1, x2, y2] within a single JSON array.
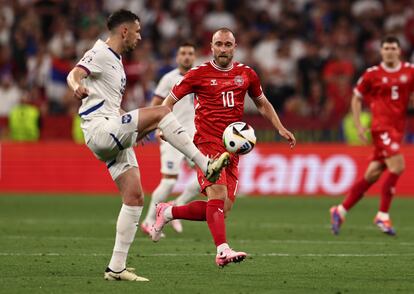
[[167, 161, 174, 169], [391, 142, 400, 151]]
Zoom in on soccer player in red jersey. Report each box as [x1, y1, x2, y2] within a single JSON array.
[[150, 28, 296, 267], [330, 36, 414, 236]]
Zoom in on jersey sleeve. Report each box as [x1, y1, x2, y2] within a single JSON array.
[[154, 75, 174, 99], [170, 68, 198, 101], [247, 68, 264, 100], [354, 70, 372, 98], [76, 50, 105, 76]]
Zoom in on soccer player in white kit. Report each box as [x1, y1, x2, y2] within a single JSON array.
[[66, 10, 229, 282], [141, 43, 201, 236]]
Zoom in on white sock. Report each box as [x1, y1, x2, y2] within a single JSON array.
[[175, 177, 200, 206], [143, 178, 176, 225], [108, 204, 143, 272], [158, 113, 209, 173], [217, 243, 230, 254], [377, 211, 390, 220], [164, 206, 173, 221], [337, 204, 347, 218]]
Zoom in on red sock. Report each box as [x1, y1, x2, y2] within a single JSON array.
[[172, 200, 206, 221], [379, 172, 400, 213], [206, 199, 227, 247], [342, 178, 373, 210]]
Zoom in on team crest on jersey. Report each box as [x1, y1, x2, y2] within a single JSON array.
[[234, 75, 244, 86], [400, 74, 408, 83], [210, 79, 218, 85], [382, 77, 388, 83]]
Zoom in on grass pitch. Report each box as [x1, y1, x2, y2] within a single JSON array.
[[0, 194, 413, 294]]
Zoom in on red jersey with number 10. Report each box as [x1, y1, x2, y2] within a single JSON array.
[[354, 62, 414, 134], [170, 61, 264, 145]]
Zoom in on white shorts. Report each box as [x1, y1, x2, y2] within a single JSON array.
[[82, 110, 139, 180], [160, 140, 187, 175]]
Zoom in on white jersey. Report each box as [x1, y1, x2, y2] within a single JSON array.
[[154, 68, 195, 136], [77, 39, 127, 120]]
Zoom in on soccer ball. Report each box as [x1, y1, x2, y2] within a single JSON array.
[[222, 122, 256, 155]]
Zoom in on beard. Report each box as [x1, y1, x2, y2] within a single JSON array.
[[124, 40, 138, 53], [214, 54, 233, 68]]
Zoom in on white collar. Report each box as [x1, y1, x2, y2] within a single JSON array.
[[210, 60, 234, 72], [380, 61, 401, 73]]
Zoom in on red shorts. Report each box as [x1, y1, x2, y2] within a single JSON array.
[[371, 129, 403, 162], [196, 141, 239, 202]]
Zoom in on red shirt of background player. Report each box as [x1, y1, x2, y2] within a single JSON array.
[[354, 62, 414, 159]]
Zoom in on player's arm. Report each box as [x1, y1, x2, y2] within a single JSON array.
[[162, 69, 197, 110], [161, 94, 177, 110], [67, 66, 89, 100], [352, 71, 371, 143], [254, 95, 296, 147], [351, 93, 369, 143], [151, 95, 164, 107]]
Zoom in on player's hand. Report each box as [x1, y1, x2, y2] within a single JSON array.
[[357, 126, 369, 144], [279, 128, 296, 148], [74, 85, 89, 99]]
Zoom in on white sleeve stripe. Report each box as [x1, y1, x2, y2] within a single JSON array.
[[253, 93, 264, 100], [169, 91, 179, 101], [353, 88, 363, 98]]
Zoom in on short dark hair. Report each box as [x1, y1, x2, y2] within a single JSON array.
[[178, 41, 196, 50], [381, 36, 400, 47], [107, 9, 139, 31]]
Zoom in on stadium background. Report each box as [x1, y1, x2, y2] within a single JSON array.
[[1, 1, 414, 293], [1, 0, 414, 195]]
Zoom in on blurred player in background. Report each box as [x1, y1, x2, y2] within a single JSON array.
[[141, 42, 200, 236], [330, 36, 414, 236], [66, 10, 229, 281], [151, 28, 296, 267]]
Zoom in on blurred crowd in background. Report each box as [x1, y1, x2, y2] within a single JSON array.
[[1, 0, 414, 142]]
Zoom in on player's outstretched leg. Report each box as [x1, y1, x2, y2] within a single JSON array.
[[205, 153, 230, 182], [141, 178, 176, 235], [157, 112, 229, 182], [170, 177, 201, 233], [151, 202, 173, 242]]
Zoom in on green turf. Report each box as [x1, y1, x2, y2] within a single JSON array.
[[0, 194, 413, 294]]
